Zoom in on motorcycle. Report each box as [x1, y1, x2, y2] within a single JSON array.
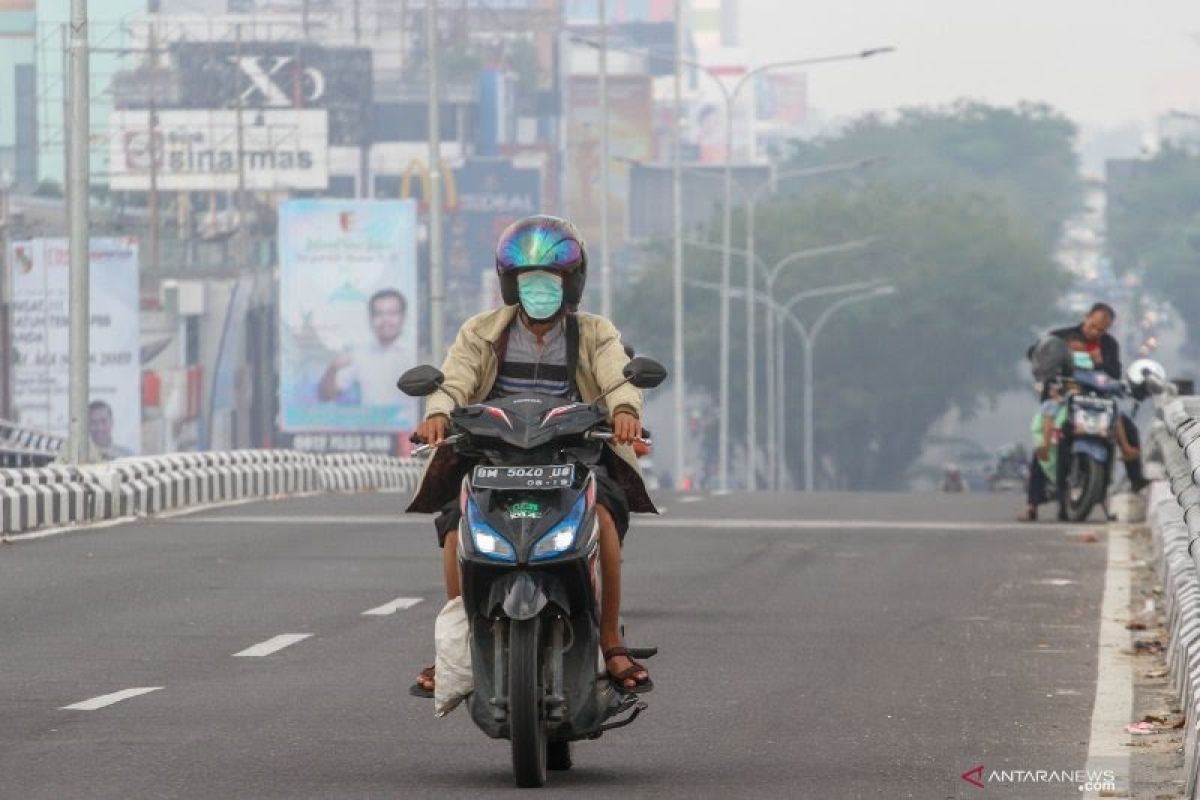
[[397, 356, 667, 788], [1037, 357, 1166, 522]]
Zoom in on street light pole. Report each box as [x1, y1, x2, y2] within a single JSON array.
[[671, 0, 685, 489], [598, 0, 611, 318], [684, 236, 876, 487], [776, 285, 896, 490], [713, 49, 892, 491], [427, 0, 445, 362], [66, 0, 90, 464]]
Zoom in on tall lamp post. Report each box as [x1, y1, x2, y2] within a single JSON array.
[[426, 0, 445, 362], [685, 236, 876, 487], [671, 158, 878, 487], [709, 49, 892, 492], [66, 0, 90, 464], [571, 35, 894, 490], [777, 285, 897, 490]]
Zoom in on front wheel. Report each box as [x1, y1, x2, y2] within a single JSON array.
[[1066, 452, 1107, 522], [509, 617, 547, 788]]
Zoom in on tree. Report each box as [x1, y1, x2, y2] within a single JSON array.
[[1106, 147, 1200, 351], [615, 102, 1078, 488]]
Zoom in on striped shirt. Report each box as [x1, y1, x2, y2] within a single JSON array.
[[492, 317, 576, 398]]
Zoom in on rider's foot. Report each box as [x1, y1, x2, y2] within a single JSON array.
[[409, 665, 435, 698], [1017, 505, 1037, 522], [602, 645, 653, 693]]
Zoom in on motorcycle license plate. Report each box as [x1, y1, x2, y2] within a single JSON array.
[[472, 464, 575, 490]]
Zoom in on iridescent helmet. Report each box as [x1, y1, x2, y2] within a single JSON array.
[[494, 215, 588, 306]]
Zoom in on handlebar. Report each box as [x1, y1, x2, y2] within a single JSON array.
[[411, 433, 465, 457], [584, 430, 653, 447]]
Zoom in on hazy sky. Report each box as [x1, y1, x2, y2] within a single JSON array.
[[742, 0, 1200, 132]]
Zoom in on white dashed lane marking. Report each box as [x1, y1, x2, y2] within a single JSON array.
[[61, 687, 163, 711], [233, 633, 313, 657], [362, 597, 424, 616]]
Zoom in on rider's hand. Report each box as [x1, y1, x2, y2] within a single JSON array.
[[415, 415, 448, 445], [612, 411, 642, 446], [1036, 445, 1050, 462]]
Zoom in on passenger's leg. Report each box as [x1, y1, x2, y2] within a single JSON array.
[[1119, 414, 1148, 491], [443, 530, 461, 600], [596, 504, 649, 690]]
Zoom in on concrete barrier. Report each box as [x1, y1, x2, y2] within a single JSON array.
[[1149, 395, 1200, 798], [0, 449, 425, 538]]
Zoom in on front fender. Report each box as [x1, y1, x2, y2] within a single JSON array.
[[1071, 437, 1110, 463], [487, 571, 571, 621]]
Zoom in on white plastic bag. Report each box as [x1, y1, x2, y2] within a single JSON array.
[[433, 596, 474, 717]]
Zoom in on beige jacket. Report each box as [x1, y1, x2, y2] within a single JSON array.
[[406, 306, 657, 514]]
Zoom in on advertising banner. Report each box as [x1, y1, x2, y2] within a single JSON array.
[[565, 74, 653, 250], [171, 41, 372, 146], [108, 108, 329, 192], [8, 237, 142, 457], [278, 199, 419, 433], [444, 158, 541, 332]]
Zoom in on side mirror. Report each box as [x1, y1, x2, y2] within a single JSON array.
[[1126, 358, 1166, 387], [397, 365, 446, 397], [623, 357, 668, 389]]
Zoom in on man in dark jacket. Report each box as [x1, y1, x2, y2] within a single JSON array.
[[1020, 302, 1148, 521]]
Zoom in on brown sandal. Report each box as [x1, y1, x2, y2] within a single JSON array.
[[603, 646, 654, 694], [409, 665, 435, 698]]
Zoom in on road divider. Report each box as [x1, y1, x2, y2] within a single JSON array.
[[0, 450, 425, 539], [1147, 394, 1200, 798]]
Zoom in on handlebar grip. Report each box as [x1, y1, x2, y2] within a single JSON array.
[[409, 432, 423, 445]]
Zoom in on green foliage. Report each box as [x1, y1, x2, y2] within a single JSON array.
[[1106, 147, 1200, 348], [615, 102, 1078, 488]]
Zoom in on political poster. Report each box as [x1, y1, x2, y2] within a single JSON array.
[[278, 199, 419, 432], [8, 237, 142, 457]]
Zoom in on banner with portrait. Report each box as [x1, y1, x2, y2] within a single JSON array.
[[278, 199, 419, 432], [8, 237, 141, 457]]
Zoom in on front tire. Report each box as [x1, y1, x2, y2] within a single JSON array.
[[509, 617, 547, 788], [1066, 453, 1107, 522]]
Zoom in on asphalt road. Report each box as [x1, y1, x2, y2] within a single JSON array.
[[0, 490, 1109, 799]]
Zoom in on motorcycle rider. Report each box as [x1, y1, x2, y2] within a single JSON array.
[[406, 215, 655, 695], [1021, 303, 1148, 516]]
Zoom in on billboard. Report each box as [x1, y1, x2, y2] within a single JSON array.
[[565, 74, 654, 250], [8, 237, 142, 458], [109, 109, 328, 192], [444, 158, 541, 332], [278, 200, 419, 433], [171, 41, 372, 146]]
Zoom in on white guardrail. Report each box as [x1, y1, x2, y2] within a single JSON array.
[[1148, 394, 1200, 797], [0, 450, 425, 537]]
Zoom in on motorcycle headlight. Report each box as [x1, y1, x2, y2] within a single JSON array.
[[466, 497, 516, 562], [531, 494, 587, 562]]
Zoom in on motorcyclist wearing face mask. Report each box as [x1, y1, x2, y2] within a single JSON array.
[[406, 215, 656, 696]]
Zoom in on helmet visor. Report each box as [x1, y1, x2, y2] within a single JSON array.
[[497, 226, 583, 272]]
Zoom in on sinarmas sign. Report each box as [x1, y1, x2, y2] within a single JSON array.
[[108, 109, 329, 192]]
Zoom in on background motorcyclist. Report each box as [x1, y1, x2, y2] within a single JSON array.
[[1025, 302, 1148, 497], [406, 215, 654, 696]]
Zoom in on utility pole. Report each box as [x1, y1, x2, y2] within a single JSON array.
[[0, 170, 13, 419], [427, 0, 445, 362], [598, 0, 611, 318], [671, 0, 685, 489], [147, 22, 160, 281], [66, 0, 91, 463]]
